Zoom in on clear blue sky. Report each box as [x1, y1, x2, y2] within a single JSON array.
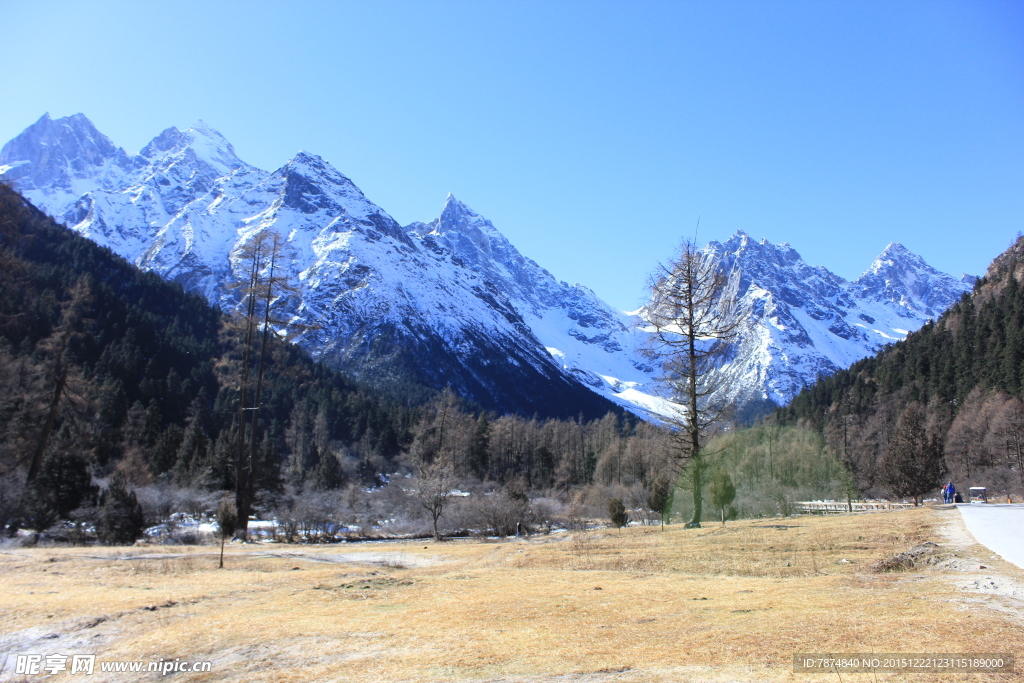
[[2, 0, 1021, 311]]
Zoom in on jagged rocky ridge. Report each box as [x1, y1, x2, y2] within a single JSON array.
[[701, 234, 974, 417], [1, 114, 974, 420]]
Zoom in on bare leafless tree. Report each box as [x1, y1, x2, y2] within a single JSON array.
[[416, 455, 455, 541], [229, 230, 299, 539], [993, 397, 1024, 485], [640, 239, 739, 527]]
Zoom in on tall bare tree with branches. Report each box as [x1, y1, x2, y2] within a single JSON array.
[[641, 239, 739, 527], [229, 230, 299, 539]]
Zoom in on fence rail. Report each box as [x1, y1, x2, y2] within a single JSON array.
[[795, 500, 916, 514]]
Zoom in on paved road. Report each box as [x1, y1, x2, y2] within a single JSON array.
[[957, 503, 1024, 571]]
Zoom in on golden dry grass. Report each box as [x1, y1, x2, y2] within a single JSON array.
[[1, 507, 1021, 682]]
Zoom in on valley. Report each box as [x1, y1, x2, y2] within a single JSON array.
[[2, 507, 1021, 682]]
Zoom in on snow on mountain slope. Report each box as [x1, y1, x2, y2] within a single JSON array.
[[0, 113, 973, 421], [701, 232, 973, 413], [0, 114, 636, 419], [405, 195, 671, 417], [853, 242, 976, 318], [0, 113, 132, 198]]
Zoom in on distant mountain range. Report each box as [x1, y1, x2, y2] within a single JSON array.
[[0, 113, 975, 420], [702, 233, 975, 418]]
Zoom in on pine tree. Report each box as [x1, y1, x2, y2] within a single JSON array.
[[97, 471, 145, 545], [173, 417, 210, 487], [34, 444, 98, 520], [216, 498, 237, 569], [646, 475, 673, 529], [309, 448, 346, 490], [26, 277, 93, 485]]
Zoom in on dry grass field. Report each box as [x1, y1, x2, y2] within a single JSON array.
[[1, 506, 1022, 682]]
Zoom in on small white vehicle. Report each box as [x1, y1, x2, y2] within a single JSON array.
[[969, 487, 988, 503]]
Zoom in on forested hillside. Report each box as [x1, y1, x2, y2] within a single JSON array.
[[0, 183, 423, 529], [0, 184, 675, 539], [781, 235, 1024, 500]]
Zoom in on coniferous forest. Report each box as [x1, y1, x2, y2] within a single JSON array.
[[781, 235, 1024, 502]]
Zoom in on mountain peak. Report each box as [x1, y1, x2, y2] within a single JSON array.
[[284, 150, 344, 181], [443, 192, 468, 208], [713, 231, 805, 270], [184, 120, 234, 147], [139, 126, 183, 157], [877, 242, 915, 260], [189, 119, 218, 134], [8, 112, 106, 144], [440, 193, 478, 221], [0, 112, 126, 191], [863, 242, 931, 277], [290, 149, 318, 163], [136, 122, 244, 177], [856, 242, 969, 317], [275, 151, 411, 244]]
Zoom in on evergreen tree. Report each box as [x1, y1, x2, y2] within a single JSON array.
[[879, 403, 944, 505], [34, 445, 98, 520], [216, 498, 237, 569], [646, 475, 672, 529], [468, 413, 491, 478], [149, 424, 184, 476], [173, 418, 210, 486], [97, 471, 145, 545], [608, 496, 628, 530], [356, 457, 383, 487], [708, 469, 736, 525], [308, 448, 346, 491]]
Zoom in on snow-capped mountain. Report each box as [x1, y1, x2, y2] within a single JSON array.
[[0, 113, 973, 422], [1, 113, 655, 419], [703, 233, 974, 415], [405, 197, 673, 417]]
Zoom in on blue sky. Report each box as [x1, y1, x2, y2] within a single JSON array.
[[1, 0, 1021, 311]]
